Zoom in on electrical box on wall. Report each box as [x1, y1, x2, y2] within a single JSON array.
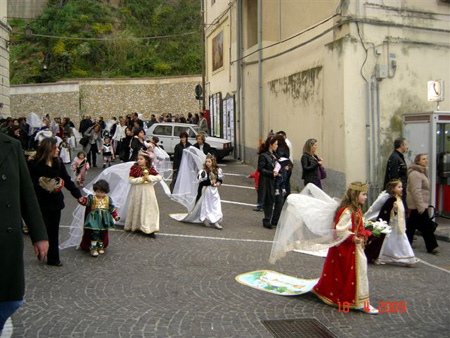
[[375, 64, 388, 79]]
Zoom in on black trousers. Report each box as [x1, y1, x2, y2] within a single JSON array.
[[407, 209, 438, 253], [263, 194, 283, 226], [42, 210, 62, 264], [87, 143, 98, 166]]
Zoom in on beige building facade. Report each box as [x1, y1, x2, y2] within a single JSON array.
[[0, 0, 10, 118], [204, 0, 450, 197]]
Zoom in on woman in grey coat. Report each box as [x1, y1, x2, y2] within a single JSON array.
[[83, 123, 103, 167]]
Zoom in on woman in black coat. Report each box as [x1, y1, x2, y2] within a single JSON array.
[[28, 138, 82, 266], [301, 138, 324, 189], [257, 136, 283, 229], [0, 132, 48, 330], [170, 131, 192, 192], [129, 127, 146, 162]]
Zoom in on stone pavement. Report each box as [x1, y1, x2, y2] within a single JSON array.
[[8, 158, 450, 337]]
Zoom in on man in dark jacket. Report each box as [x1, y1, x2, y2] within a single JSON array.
[[0, 132, 48, 332], [193, 134, 212, 156], [384, 137, 408, 206]]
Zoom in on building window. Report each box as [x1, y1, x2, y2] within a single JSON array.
[[246, 0, 257, 49]]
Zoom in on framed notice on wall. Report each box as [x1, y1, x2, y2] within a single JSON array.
[[212, 31, 224, 72], [222, 93, 235, 148]]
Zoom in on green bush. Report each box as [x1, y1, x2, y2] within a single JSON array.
[[10, 0, 202, 83]]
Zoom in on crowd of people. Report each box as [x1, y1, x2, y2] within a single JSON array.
[[0, 110, 442, 329]]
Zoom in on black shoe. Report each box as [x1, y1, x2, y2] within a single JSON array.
[[47, 261, 63, 267], [147, 233, 156, 238], [263, 223, 273, 229], [253, 207, 263, 212], [271, 223, 278, 227]]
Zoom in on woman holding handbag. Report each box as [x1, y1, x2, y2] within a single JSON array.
[[301, 138, 325, 189], [406, 153, 439, 254]]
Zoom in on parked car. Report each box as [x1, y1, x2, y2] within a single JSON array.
[[146, 123, 233, 160]]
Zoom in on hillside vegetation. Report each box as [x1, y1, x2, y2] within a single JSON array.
[[10, 0, 202, 84]]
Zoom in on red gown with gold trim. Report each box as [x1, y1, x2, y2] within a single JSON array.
[[312, 207, 370, 309]]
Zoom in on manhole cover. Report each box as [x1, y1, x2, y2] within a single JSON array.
[[262, 318, 337, 338]]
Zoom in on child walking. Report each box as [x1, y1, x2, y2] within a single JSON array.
[[102, 137, 113, 168], [374, 179, 419, 266], [248, 169, 262, 211], [79, 180, 119, 257], [125, 151, 162, 236], [312, 182, 379, 314], [72, 151, 90, 187], [196, 154, 224, 230]]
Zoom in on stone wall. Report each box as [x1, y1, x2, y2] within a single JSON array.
[[8, 0, 48, 19], [10, 76, 202, 126], [10, 82, 80, 124], [0, 18, 11, 118], [79, 76, 202, 121]]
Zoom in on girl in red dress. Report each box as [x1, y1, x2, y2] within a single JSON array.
[[312, 181, 379, 314]]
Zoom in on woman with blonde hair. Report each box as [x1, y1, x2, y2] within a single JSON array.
[[301, 138, 325, 189]]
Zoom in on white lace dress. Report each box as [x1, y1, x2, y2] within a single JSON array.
[[198, 169, 223, 225], [125, 173, 163, 234]]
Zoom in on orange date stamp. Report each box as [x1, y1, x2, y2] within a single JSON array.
[[338, 301, 407, 313]]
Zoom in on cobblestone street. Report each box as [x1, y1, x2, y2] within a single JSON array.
[[7, 159, 450, 338]]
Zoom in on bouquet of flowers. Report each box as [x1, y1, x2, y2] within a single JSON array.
[[364, 219, 392, 237]]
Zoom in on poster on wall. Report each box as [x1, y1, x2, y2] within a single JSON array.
[[222, 99, 228, 140], [222, 93, 235, 149], [212, 31, 224, 72], [213, 93, 222, 137], [209, 95, 215, 135]]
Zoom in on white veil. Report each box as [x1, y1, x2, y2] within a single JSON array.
[[170, 147, 206, 212], [59, 162, 134, 249], [60, 147, 175, 250], [26, 112, 42, 135], [363, 191, 390, 221], [269, 184, 348, 264], [269, 185, 395, 264]]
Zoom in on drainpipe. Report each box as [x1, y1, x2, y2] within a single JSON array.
[[365, 80, 372, 204], [370, 78, 376, 202], [236, 0, 244, 161], [376, 80, 382, 195], [201, 0, 206, 111], [258, 0, 263, 146]]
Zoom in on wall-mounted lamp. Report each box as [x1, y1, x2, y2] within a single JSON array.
[[42, 52, 51, 70]]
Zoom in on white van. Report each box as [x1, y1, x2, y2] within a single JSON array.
[[146, 123, 233, 160]]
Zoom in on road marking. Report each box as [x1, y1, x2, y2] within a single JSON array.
[[418, 259, 450, 274], [1, 318, 13, 338], [59, 225, 272, 244], [59, 226, 449, 274], [221, 184, 254, 190], [222, 173, 248, 177], [157, 233, 274, 244], [222, 200, 255, 206]]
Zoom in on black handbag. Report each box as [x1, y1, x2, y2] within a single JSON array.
[[79, 136, 89, 147], [428, 205, 438, 233]]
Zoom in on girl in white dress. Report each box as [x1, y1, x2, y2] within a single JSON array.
[[196, 154, 223, 230], [375, 179, 419, 266], [124, 151, 162, 236]]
